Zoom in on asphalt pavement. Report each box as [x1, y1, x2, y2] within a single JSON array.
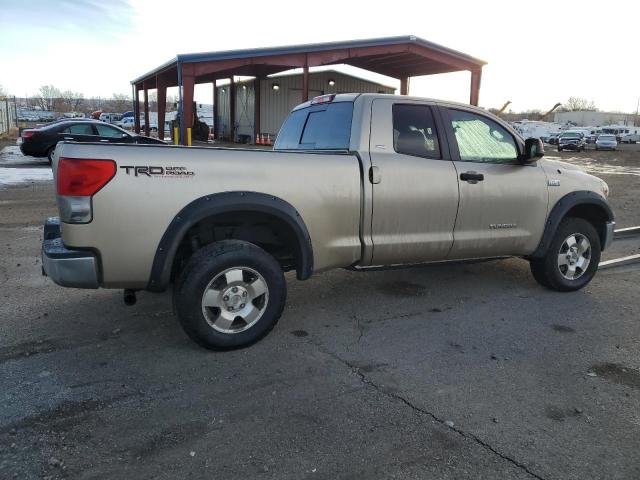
[[1, 147, 639, 479]]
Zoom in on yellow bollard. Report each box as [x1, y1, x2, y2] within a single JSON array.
[[173, 127, 179, 145], [187, 128, 192, 147]]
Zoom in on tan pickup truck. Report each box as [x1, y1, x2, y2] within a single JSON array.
[[42, 93, 614, 350]]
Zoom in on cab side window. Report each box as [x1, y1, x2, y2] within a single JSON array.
[[448, 109, 518, 163], [63, 124, 95, 135], [392, 104, 440, 159]]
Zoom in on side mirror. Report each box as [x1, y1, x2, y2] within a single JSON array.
[[121, 133, 128, 138], [521, 137, 544, 163]]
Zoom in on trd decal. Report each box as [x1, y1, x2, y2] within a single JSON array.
[[120, 166, 194, 177]]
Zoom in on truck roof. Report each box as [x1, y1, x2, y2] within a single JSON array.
[[292, 92, 478, 112]]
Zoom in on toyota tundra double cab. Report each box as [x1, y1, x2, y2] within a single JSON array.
[[42, 93, 614, 350]]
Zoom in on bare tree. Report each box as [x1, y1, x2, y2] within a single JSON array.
[[166, 94, 179, 112], [60, 90, 85, 112], [108, 93, 131, 113], [563, 97, 598, 112], [36, 85, 61, 111], [148, 91, 157, 111]]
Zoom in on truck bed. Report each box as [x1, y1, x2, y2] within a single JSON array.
[[55, 142, 363, 288]]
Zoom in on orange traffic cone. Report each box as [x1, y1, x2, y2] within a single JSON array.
[[266, 134, 271, 145], [256, 133, 261, 145]]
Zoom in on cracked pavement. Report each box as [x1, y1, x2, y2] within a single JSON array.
[[2, 166, 640, 479]]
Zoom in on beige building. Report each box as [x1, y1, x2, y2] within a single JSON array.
[[215, 70, 395, 141], [554, 110, 638, 127]]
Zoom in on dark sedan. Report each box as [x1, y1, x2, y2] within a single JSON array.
[[20, 120, 165, 164]]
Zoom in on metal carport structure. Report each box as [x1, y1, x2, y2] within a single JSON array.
[[131, 35, 486, 145]]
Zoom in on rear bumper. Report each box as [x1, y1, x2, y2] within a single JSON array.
[[603, 221, 615, 251], [19, 143, 41, 157], [42, 217, 99, 289]]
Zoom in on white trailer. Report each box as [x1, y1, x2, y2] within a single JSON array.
[[599, 125, 640, 143]]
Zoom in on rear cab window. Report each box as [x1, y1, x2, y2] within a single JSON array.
[[275, 101, 353, 150]]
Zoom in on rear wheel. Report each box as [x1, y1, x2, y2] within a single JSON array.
[[46, 146, 55, 165], [174, 240, 287, 350], [530, 217, 601, 291]]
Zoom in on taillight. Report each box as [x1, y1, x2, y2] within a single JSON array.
[[22, 130, 35, 138], [56, 158, 116, 223], [57, 158, 116, 196]]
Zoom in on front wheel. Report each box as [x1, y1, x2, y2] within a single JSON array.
[[174, 240, 287, 350], [530, 217, 601, 291]]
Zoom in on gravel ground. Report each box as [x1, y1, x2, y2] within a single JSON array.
[[1, 145, 639, 479]]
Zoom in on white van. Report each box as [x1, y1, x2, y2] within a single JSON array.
[[601, 125, 640, 144], [99, 113, 122, 124]]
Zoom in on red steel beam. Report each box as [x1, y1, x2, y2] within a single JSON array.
[[470, 68, 482, 106], [156, 75, 166, 142], [302, 57, 309, 102], [229, 77, 236, 142], [143, 88, 150, 137], [133, 85, 141, 134], [254, 77, 261, 142], [182, 69, 195, 145], [213, 79, 218, 140], [400, 77, 410, 95]]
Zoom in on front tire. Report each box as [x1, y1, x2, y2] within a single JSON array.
[[174, 240, 287, 350], [530, 217, 601, 292]]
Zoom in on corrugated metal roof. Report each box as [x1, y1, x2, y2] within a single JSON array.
[[132, 35, 485, 85]]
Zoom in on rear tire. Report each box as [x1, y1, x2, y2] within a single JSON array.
[[174, 240, 287, 350], [46, 146, 55, 165], [530, 217, 601, 292]]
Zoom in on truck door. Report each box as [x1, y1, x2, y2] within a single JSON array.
[[368, 98, 459, 265], [441, 106, 548, 259]]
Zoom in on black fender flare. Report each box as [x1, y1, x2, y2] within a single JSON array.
[[147, 191, 314, 292], [531, 190, 614, 258]]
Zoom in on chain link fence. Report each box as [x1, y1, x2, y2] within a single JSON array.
[[0, 96, 18, 136]]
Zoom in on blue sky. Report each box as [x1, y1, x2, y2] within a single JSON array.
[[1, 0, 639, 113]]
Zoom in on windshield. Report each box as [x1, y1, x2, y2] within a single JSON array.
[[599, 135, 615, 140], [561, 133, 580, 139]]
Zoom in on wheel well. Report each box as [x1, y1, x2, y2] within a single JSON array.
[[565, 204, 609, 247], [170, 211, 302, 282]]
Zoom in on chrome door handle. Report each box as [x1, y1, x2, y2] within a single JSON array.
[[63, 137, 74, 140], [99, 139, 109, 142]]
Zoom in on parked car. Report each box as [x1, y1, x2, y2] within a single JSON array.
[[558, 132, 586, 152], [595, 134, 618, 151], [547, 133, 560, 145], [20, 119, 165, 164], [42, 93, 614, 350]]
